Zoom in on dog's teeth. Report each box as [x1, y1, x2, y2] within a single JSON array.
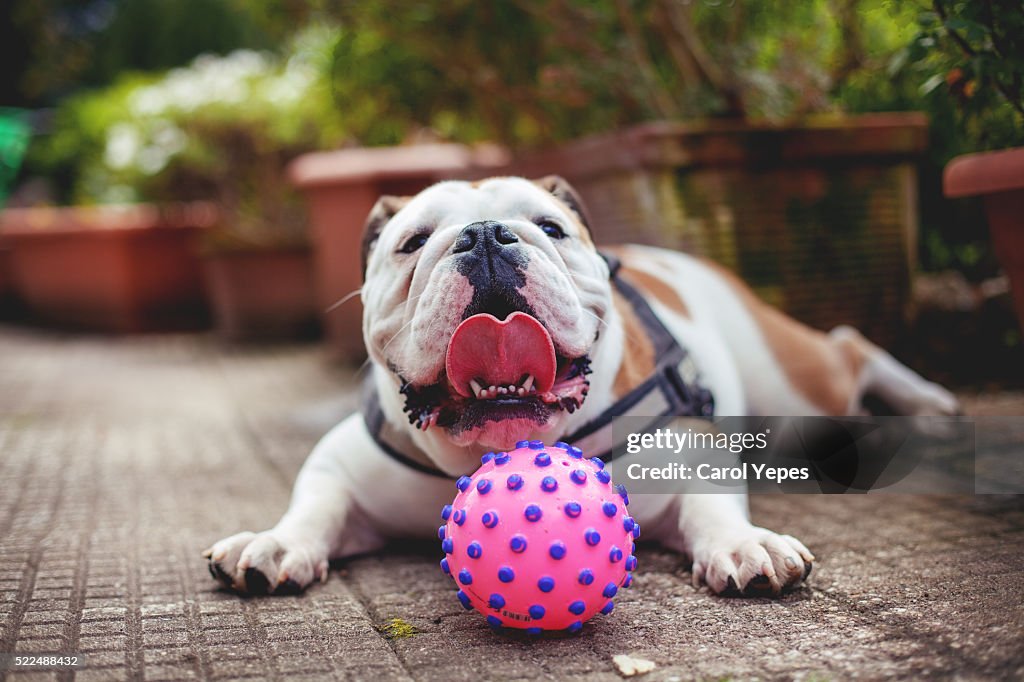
[[470, 379, 483, 397], [522, 375, 534, 392], [498, 387, 507, 395], [517, 387, 525, 396], [507, 385, 516, 392]]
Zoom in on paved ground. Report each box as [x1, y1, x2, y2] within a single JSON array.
[[0, 326, 1022, 681]]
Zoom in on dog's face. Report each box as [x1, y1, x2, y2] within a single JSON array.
[[362, 176, 611, 452]]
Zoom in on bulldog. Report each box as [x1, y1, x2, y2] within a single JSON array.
[[204, 176, 958, 598]]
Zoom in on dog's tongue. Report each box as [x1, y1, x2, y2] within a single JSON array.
[[446, 312, 556, 398]]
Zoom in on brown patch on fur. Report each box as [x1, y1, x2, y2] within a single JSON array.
[[612, 289, 656, 397], [705, 260, 867, 415], [532, 175, 595, 248], [361, 195, 411, 279], [555, 198, 594, 249], [618, 265, 691, 318]]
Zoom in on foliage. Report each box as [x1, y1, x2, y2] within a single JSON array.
[[319, 0, 984, 148], [4, 0, 285, 108], [837, 0, 1023, 161], [0, 109, 32, 206], [835, 0, 1024, 276], [909, 0, 1024, 153], [30, 27, 344, 245]]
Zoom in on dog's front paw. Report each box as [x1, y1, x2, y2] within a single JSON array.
[[202, 530, 329, 595], [691, 527, 813, 597]]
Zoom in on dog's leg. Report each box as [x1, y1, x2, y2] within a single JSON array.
[[830, 325, 960, 416], [661, 493, 814, 596], [203, 415, 386, 595], [649, 252, 958, 417]]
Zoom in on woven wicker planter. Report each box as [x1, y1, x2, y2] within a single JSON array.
[[945, 146, 1024, 330], [0, 203, 214, 332], [495, 114, 928, 346]]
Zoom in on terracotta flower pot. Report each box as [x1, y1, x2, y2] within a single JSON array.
[[0, 238, 17, 317], [289, 144, 507, 362], [0, 203, 215, 332], [944, 146, 1024, 330], [203, 247, 319, 342]]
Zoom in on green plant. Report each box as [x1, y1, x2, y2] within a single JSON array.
[[842, 1, 1024, 276], [31, 26, 345, 246], [321, 0, 939, 148], [909, 0, 1023, 153], [0, 108, 31, 206]]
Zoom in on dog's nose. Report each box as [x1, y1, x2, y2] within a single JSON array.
[[453, 221, 519, 254]]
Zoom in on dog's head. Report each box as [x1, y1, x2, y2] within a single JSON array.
[[361, 176, 611, 458]]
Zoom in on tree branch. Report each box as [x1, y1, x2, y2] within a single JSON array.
[[828, 0, 866, 93], [933, 0, 976, 57], [981, 0, 1023, 113], [613, 0, 680, 119], [651, 1, 703, 91], [933, 0, 1024, 117], [658, 0, 744, 117]]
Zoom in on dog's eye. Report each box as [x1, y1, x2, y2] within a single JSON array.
[[536, 219, 566, 240], [398, 233, 429, 254]]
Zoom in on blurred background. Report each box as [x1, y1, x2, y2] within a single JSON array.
[[0, 0, 1022, 390]]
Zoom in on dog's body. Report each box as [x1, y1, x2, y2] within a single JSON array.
[[206, 177, 958, 598]]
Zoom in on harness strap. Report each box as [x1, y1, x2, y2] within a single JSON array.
[[362, 252, 714, 478], [563, 268, 715, 462]]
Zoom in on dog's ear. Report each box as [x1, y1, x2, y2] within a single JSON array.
[[533, 175, 592, 233], [361, 195, 409, 280]]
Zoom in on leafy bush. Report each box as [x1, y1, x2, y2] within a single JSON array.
[[835, 1, 1023, 276], [318, 0, 982, 147], [31, 26, 344, 245], [910, 0, 1023, 154]]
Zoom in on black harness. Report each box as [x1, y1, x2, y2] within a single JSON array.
[[362, 254, 715, 478]]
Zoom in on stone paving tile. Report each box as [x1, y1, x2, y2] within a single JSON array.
[[0, 326, 1022, 680]]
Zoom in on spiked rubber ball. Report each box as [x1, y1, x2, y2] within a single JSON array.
[[439, 441, 639, 633]]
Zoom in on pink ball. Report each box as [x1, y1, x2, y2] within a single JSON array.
[[439, 440, 640, 633]]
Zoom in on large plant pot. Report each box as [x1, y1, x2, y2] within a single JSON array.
[[489, 114, 929, 347], [0, 238, 17, 318], [0, 203, 215, 332], [203, 247, 319, 342], [289, 144, 506, 361], [944, 147, 1024, 331]]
